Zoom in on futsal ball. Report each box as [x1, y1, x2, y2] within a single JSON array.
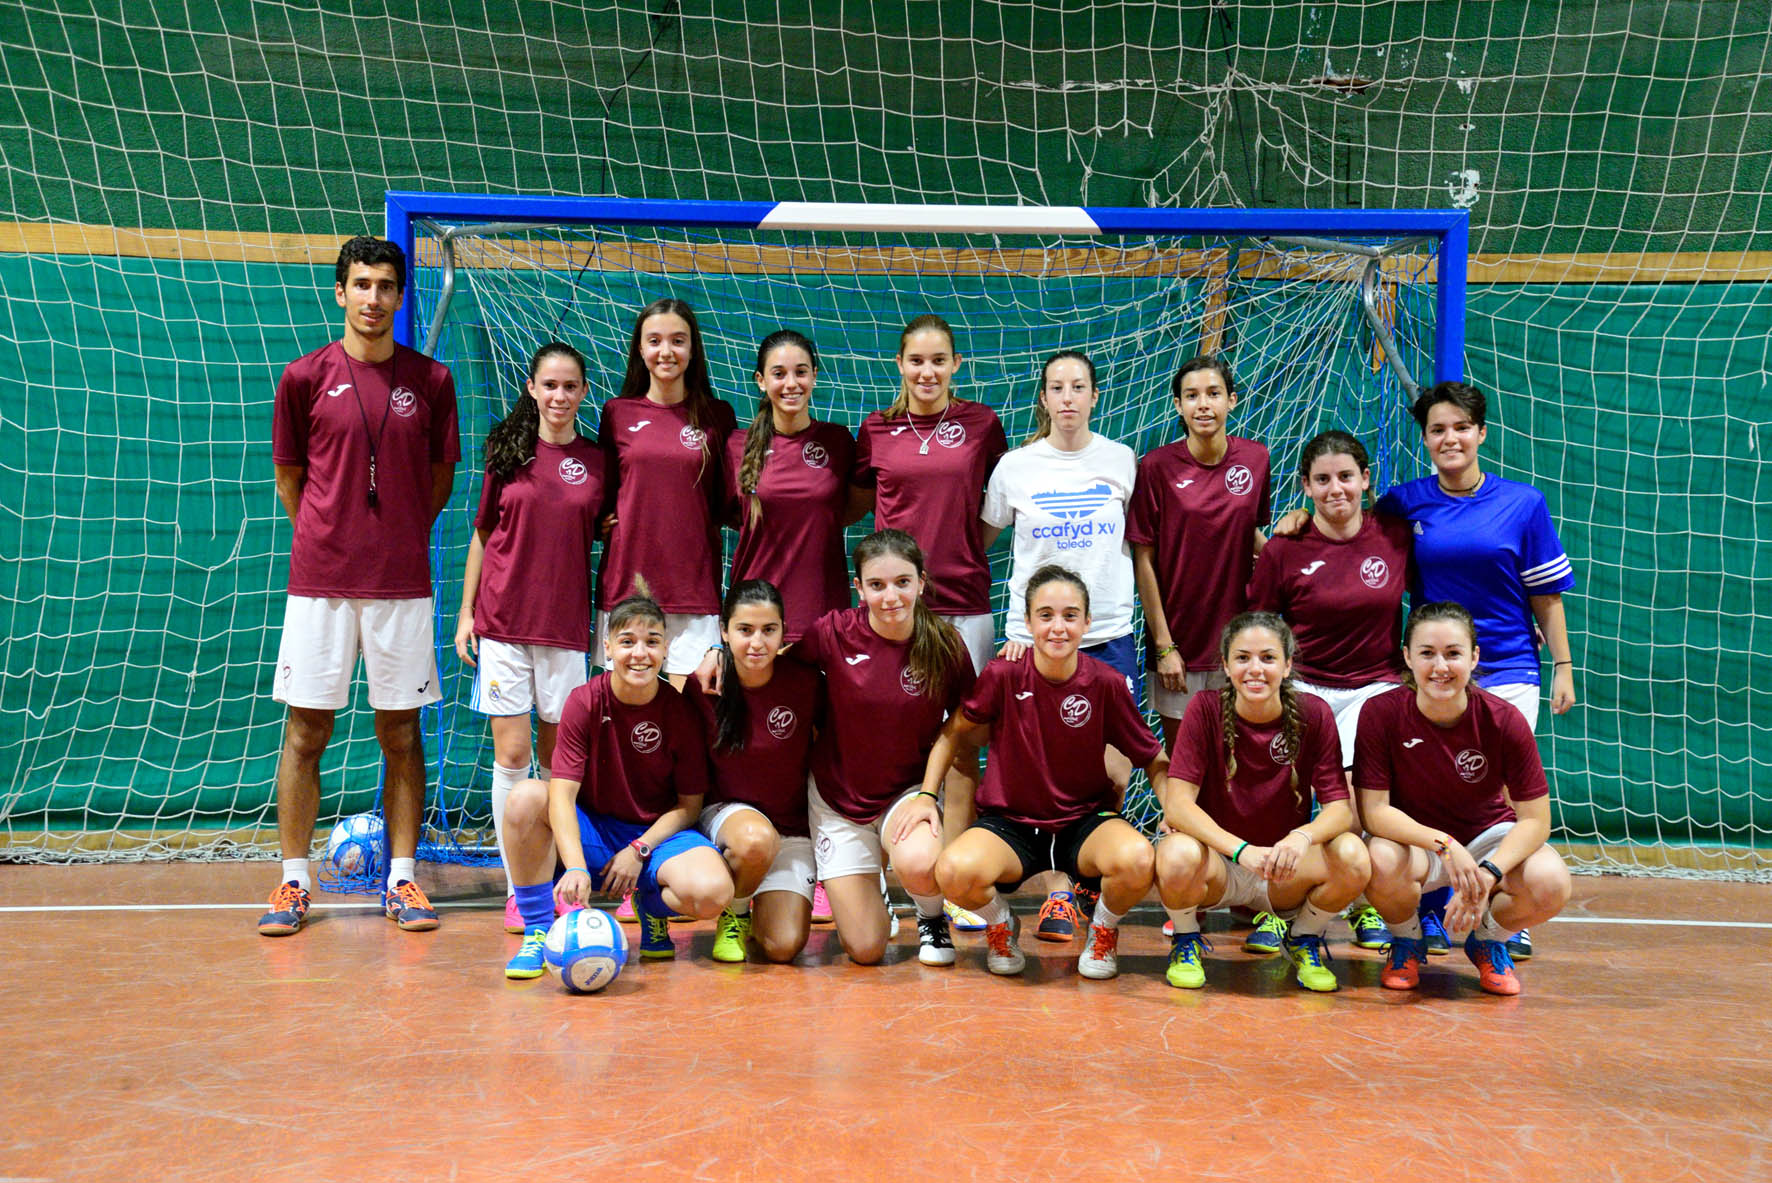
[[543, 908, 628, 994], [325, 812, 385, 876]]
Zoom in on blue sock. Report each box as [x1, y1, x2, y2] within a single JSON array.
[[640, 886, 668, 920], [514, 882, 555, 931], [1419, 885, 1452, 917]]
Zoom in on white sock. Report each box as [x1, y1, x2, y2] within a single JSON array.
[[282, 858, 311, 892], [1290, 899, 1337, 939], [910, 892, 944, 920], [1091, 899, 1125, 930], [974, 893, 1011, 928], [490, 762, 527, 895], [388, 856, 416, 887], [1165, 906, 1200, 935], [1475, 906, 1510, 942], [1393, 915, 1424, 940], [731, 894, 752, 916]]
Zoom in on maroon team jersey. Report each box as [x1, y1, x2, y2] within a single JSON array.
[[471, 437, 608, 651], [1352, 685, 1549, 845], [272, 341, 460, 599], [1247, 512, 1413, 688], [852, 400, 1007, 615], [792, 605, 976, 823], [551, 674, 711, 824], [683, 661, 823, 837], [724, 420, 856, 641], [1170, 688, 1346, 844], [1126, 435, 1271, 671], [961, 655, 1164, 827], [597, 394, 738, 614]]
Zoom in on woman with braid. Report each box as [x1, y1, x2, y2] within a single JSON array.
[[1153, 612, 1370, 992]]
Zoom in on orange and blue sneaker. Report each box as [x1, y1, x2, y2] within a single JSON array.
[[1165, 931, 1211, 989], [1243, 911, 1288, 956], [257, 881, 311, 937], [383, 880, 440, 931], [1283, 933, 1338, 992], [1381, 936, 1427, 990], [1420, 908, 1451, 956], [504, 927, 549, 980], [1034, 890, 1081, 942], [1464, 933, 1521, 995], [637, 894, 675, 960]]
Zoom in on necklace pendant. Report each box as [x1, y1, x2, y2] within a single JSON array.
[[918, 441, 930, 455]]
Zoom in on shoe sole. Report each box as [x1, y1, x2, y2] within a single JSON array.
[[1034, 927, 1076, 943], [1477, 976, 1522, 996], [504, 965, 546, 980], [1294, 973, 1338, 993], [710, 949, 746, 964], [390, 915, 440, 932], [918, 950, 957, 966], [986, 958, 1025, 975], [1077, 960, 1117, 980], [1242, 942, 1282, 956], [1381, 975, 1419, 990], [257, 921, 301, 937], [1165, 970, 1205, 989], [640, 949, 676, 960]]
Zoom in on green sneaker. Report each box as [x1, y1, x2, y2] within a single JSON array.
[[504, 927, 549, 980], [1165, 931, 1211, 989], [710, 907, 751, 963], [1243, 910, 1288, 955], [1284, 933, 1338, 992]]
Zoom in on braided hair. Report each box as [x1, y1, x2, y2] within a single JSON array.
[[1217, 610, 1303, 806], [738, 330, 820, 528], [710, 579, 785, 755]]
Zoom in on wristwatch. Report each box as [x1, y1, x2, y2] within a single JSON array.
[[1477, 858, 1503, 883], [628, 838, 653, 863]]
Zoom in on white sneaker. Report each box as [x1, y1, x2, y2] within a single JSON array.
[[1077, 923, 1119, 980], [916, 912, 955, 965], [984, 915, 1026, 975]]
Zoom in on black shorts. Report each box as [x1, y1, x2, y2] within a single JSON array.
[[969, 810, 1125, 893]]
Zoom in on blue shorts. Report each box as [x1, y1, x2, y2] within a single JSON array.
[[1081, 632, 1143, 708], [572, 806, 717, 895]]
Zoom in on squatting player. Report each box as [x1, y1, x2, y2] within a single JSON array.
[[258, 236, 460, 937]]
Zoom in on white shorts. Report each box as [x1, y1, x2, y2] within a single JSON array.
[[273, 595, 440, 712], [941, 613, 996, 675], [594, 610, 722, 677], [808, 778, 929, 881], [1295, 679, 1400, 768], [1151, 669, 1227, 721], [1483, 681, 1541, 733], [470, 638, 588, 723], [698, 801, 817, 902], [1423, 821, 1514, 892]]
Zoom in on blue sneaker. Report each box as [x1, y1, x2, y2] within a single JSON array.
[[1243, 911, 1288, 956], [257, 881, 311, 937], [382, 880, 440, 932], [1035, 890, 1080, 942], [504, 927, 549, 980], [1345, 904, 1390, 950], [637, 895, 675, 960], [1506, 928, 1533, 960], [1165, 931, 1211, 989], [1382, 936, 1427, 990], [1420, 909, 1451, 956]]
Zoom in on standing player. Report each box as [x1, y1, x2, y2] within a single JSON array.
[[1154, 612, 1370, 992], [501, 589, 735, 977], [683, 580, 823, 963], [927, 566, 1166, 979], [259, 236, 459, 937], [597, 297, 738, 684], [1128, 356, 1272, 753], [1247, 430, 1411, 949], [979, 350, 1141, 942], [852, 314, 1008, 676], [725, 329, 857, 643], [1356, 602, 1572, 995], [454, 342, 607, 933]]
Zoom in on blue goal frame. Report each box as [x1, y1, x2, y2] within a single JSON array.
[[385, 193, 1468, 385]]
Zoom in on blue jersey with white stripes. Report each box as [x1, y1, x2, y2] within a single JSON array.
[[1377, 474, 1574, 685]]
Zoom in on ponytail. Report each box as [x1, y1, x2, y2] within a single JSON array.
[[852, 528, 965, 704], [710, 579, 785, 754]]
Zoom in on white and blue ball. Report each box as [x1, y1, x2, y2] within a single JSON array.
[[543, 908, 628, 994], [325, 812, 385, 876]]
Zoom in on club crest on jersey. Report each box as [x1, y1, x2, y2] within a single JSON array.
[[679, 425, 706, 451], [899, 665, 927, 696], [766, 706, 798, 739], [630, 721, 663, 754], [558, 457, 588, 485], [1359, 556, 1391, 588], [1268, 730, 1297, 765], [935, 420, 967, 449], [389, 387, 417, 418], [1058, 694, 1092, 729], [1455, 748, 1488, 782], [1224, 464, 1254, 497], [801, 441, 830, 469]]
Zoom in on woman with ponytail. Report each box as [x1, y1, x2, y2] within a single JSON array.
[[455, 342, 609, 934], [1153, 612, 1368, 993], [724, 330, 857, 641], [681, 579, 824, 963]]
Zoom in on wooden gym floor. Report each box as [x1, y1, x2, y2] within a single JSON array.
[[2, 862, 1768, 1182]]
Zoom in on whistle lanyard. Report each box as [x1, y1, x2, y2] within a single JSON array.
[[339, 349, 398, 508]]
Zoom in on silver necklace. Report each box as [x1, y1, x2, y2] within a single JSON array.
[[906, 399, 953, 455]]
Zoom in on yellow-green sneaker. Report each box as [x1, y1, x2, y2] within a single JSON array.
[[710, 906, 751, 963], [1283, 933, 1338, 992], [504, 926, 550, 980], [1165, 931, 1211, 989], [1243, 910, 1288, 955]]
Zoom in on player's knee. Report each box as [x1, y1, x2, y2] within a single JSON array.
[[1156, 834, 1205, 887], [374, 713, 423, 758], [1327, 832, 1371, 886], [1104, 835, 1156, 886], [756, 926, 806, 964], [842, 934, 887, 965], [1366, 837, 1410, 884], [935, 847, 987, 899], [725, 819, 780, 872], [283, 710, 333, 760], [1524, 855, 1572, 914], [505, 779, 550, 830]]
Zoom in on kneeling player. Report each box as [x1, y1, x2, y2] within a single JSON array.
[[1357, 602, 1572, 996], [927, 566, 1166, 979]]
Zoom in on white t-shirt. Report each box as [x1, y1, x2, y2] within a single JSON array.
[[982, 433, 1138, 645]]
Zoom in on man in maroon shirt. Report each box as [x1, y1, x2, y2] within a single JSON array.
[[258, 237, 461, 937]]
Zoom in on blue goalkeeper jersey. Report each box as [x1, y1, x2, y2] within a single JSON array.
[[1377, 474, 1575, 686]]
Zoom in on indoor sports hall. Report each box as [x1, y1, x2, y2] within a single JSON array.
[[2, 5, 1767, 1180]]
